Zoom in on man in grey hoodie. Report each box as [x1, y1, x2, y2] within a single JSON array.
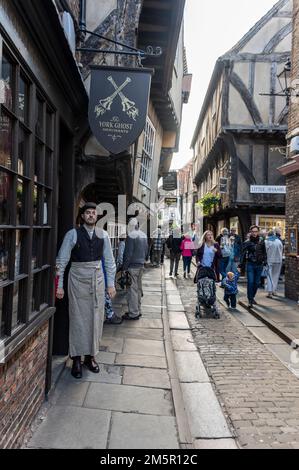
[[123, 218, 148, 320]]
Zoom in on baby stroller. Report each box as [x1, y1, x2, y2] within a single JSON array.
[[195, 266, 220, 319]]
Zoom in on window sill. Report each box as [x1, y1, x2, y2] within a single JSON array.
[[139, 180, 152, 191]]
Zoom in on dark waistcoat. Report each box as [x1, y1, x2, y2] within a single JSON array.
[[71, 226, 104, 263]]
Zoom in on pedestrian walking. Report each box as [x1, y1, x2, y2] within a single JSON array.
[[216, 228, 233, 285], [264, 229, 283, 298], [223, 270, 240, 310], [229, 228, 242, 265], [152, 226, 163, 267], [196, 230, 221, 280], [167, 228, 182, 277], [56, 202, 116, 379], [116, 235, 126, 272], [180, 234, 194, 278], [103, 259, 123, 325], [123, 218, 148, 320], [239, 225, 267, 308]]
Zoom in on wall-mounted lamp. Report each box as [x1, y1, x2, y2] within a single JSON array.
[[260, 58, 298, 107]]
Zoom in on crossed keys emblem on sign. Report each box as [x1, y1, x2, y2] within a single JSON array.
[[94, 76, 139, 121]]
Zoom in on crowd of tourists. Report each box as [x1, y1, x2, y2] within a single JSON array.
[[56, 202, 284, 380], [164, 224, 284, 309]]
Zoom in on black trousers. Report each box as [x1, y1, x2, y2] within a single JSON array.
[[224, 293, 237, 308]]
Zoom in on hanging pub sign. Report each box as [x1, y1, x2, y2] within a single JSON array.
[[165, 197, 178, 206], [89, 65, 152, 155], [163, 172, 178, 192]]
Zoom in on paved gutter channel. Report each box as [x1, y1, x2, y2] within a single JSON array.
[[163, 262, 239, 449]]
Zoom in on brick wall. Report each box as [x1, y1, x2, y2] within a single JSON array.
[[285, 173, 299, 301], [285, 0, 299, 301], [67, 0, 80, 24], [0, 323, 49, 449], [289, 0, 299, 131]]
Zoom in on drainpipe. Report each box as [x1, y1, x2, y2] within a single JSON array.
[[79, 0, 87, 31]]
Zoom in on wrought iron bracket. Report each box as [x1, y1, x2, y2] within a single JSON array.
[[77, 28, 162, 59]]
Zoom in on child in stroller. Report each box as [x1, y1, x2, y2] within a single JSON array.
[[195, 266, 220, 319]]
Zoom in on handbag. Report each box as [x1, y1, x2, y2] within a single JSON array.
[[261, 264, 269, 278]]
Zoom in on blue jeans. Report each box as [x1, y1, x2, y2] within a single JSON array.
[[224, 293, 237, 308], [220, 257, 230, 282], [247, 263, 263, 303], [183, 256, 192, 274]]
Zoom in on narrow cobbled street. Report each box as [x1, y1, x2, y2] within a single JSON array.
[[22, 261, 299, 450], [176, 262, 299, 449]]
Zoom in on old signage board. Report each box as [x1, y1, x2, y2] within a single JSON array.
[[250, 185, 286, 194], [89, 66, 152, 154], [163, 172, 178, 192], [165, 197, 178, 206]]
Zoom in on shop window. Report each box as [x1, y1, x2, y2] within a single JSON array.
[[45, 148, 53, 187], [35, 96, 44, 139], [1, 52, 14, 110], [34, 139, 44, 183], [257, 216, 286, 239], [0, 230, 10, 281], [16, 178, 27, 226], [18, 75, 29, 125], [0, 40, 56, 344], [0, 171, 12, 225], [0, 111, 13, 169], [18, 126, 29, 176]]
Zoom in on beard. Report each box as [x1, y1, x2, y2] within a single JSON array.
[[84, 218, 96, 226]]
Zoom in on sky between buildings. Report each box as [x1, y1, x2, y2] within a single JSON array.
[[171, 0, 280, 170]]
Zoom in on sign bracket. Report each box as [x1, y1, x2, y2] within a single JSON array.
[[77, 28, 162, 59]]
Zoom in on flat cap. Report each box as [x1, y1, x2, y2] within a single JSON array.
[[80, 202, 97, 214]]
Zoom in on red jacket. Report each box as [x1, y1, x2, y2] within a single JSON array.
[[180, 237, 194, 257]]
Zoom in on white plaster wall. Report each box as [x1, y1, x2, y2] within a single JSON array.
[[86, 0, 117, 33], [279, 0, 293, 14], [241, 18, 291, 54], [233, 62, 250, 89], [228, 85, 254, 126], [254, 62, 271, 123], [274, 32, 292, 52], [169, 25, 184, 125]]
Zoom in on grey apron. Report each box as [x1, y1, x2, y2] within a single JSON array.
[[68, 261, 105, 357]]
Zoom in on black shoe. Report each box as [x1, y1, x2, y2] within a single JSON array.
[[105, 314, 123, 324], [123, 312, 142, 320], [83, 355, 100, 373], [71, 357, 82, 379], [225, 301, 230, 308], [248, 302, 253, 308], [252, 299, 258, 305]]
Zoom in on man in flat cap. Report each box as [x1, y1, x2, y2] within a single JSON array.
[[56, 202, 116, 379]]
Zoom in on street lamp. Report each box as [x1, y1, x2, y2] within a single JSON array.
[[277, 58, 292, 106], [260, 58, 298, 106]]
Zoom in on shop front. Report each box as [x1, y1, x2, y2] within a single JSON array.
[[0, 0, 87, 448], [255, 215, 286, 238]]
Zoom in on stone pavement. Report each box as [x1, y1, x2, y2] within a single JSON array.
[[174, 260, 299, 449], [238, 283, 299, 348], [25, 267, 180, 450], [24, 264, 239, 450]]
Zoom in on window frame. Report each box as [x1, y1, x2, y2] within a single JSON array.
[[0, 37, 56, 344], [139, 117, 156, 188]]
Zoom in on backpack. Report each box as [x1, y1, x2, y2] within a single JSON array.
[[197, 277, 216, 307], [221, 240, 232, 258]]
